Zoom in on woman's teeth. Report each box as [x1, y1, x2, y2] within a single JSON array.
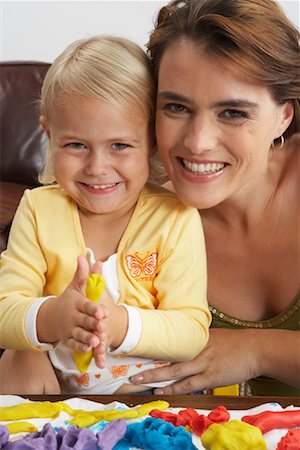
[[183, 160, 225, 174]]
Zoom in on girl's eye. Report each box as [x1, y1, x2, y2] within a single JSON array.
[[163, 103, 190, 114], [65, 142, 86, 150], [112, 143, 129, 151], [221, 110, 248, 120]]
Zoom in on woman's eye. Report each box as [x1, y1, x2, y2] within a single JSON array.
[[112, 143, 129, 151], [65, 142, 86, 150], [221, 110, 248, 120], [163, 103, 190, 114]]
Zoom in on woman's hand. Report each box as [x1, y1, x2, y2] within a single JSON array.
[[130, 328, 260, 394]]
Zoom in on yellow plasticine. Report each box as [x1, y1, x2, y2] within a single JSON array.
[[69, 412, 100, 428], [6, 421, 38, 434], [0, 399, 170, 430], [69, 400, 170, 428], [135, 400, 170, 417], [73, 273, 106, 373], [0, 402, 60, 421], [213, 385, 239, 396], [201, 420, 266, 450]]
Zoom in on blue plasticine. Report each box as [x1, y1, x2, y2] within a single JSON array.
[[114, 417, 197, 450]]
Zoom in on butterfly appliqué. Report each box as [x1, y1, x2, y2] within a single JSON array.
[[125, 252, 158, 278]]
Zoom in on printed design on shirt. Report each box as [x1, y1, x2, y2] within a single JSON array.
[[155, 361, 171, 369], [109, 365, 130, 378], [125, 252, 158, 281], [72, 373, 89, 388]]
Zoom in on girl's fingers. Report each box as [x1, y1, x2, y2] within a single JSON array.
[[71, 327, 100, 349], [94, 349, 106, 369], [79, 301, 109, 320]]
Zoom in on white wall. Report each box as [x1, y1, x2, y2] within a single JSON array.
[[1, 0, 299, 62], [1, 1, 166, 61]]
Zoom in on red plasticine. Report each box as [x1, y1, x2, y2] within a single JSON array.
[[276, 428, 300, 449], [207, 406, 230, 423], [149, 410, 186, 427], [190, 415, 213, 436], [179, 408, 200, 422], [151, 406, 232, 437], [242, 410, 300, 434]]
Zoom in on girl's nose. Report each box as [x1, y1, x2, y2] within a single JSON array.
[[184, 115, 216, 154], [84, 150, 109, 176]]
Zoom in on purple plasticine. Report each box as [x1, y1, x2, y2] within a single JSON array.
[[96, 419, 127, 450], [3, 423, 57, 450], [57, 425, 97, 450], [0, 425, 9, 447]]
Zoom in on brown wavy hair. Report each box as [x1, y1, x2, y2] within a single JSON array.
[[148, 0, 300, 140]]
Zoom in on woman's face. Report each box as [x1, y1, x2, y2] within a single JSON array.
[[156, 39, 293, 209]]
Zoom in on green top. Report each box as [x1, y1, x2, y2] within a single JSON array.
[[210, 294, 300, 396]]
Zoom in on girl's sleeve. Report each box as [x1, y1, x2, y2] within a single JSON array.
[[126, 207, 211, 361], [0, 190, 48, 350]]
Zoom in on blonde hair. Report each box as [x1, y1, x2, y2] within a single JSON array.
[[39, 35, 154, 184]]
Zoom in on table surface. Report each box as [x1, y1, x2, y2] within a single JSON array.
[[23, 395, 300, 409]]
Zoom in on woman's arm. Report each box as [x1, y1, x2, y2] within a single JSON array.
[[130, 328, 300, 394]]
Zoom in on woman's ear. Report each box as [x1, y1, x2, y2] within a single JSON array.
[[39, 115, 50, 137], [275, 101, 294, 139]]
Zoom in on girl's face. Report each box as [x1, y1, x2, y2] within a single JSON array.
[[156, 40, 293, 209], [42, 95, 151, 219]]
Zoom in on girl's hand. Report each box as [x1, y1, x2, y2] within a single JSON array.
[[37, 256, 109, 353], [130, 328, 260, 394], [92, 288, 129, 368]]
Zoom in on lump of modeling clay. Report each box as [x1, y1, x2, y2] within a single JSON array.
[[96, 419, 127, 450], [150, 406, 231, 436], [73, 273, 106, 373], [2, 423, 57, 449], [57, 425, 97, 449], [207, 406, 230, 424], [0, 424, 9, 447], [201, 420, 266, 450], [276, 428, 300, 449], [242, 410, 300, 434], [5, 421, 37, 435], [120, 417, 197, 449], [0, 402, 60, 421]]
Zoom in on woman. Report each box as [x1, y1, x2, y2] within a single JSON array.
[[130, 0, 300, 396]]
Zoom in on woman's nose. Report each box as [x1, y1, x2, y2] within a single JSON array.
[[183, 115, 216, 154]]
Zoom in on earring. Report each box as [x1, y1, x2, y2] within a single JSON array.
[[271, 135, 285, 149]]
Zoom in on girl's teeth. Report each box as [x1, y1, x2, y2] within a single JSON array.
[[90, 183, 116, 189], [183, 160, 225, 174]]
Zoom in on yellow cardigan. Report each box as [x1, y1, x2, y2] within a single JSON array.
[[0, 183, 210, 360]]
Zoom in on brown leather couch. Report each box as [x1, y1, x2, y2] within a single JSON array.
[[0, 61, 50, 253]]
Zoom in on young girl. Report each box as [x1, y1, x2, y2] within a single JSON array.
[[0, 35, 210, 394]]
